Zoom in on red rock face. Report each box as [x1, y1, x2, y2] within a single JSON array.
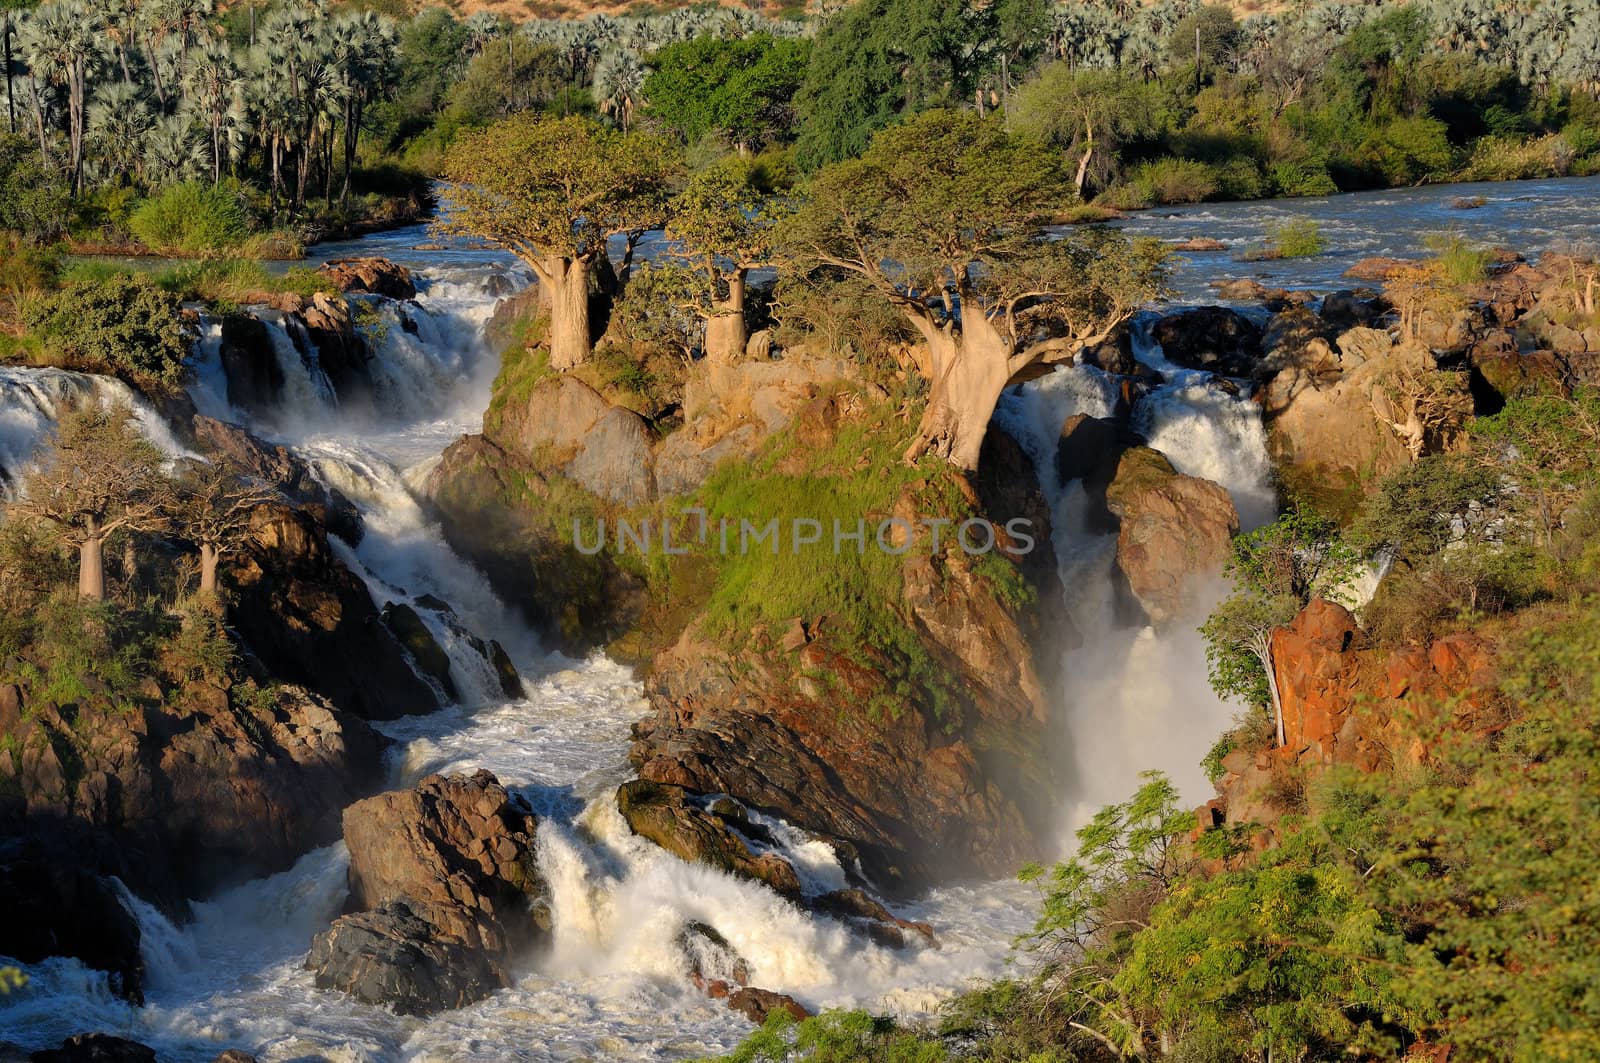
[[1269, 599, 1497, 771], [1213, 600, 1500, 833]]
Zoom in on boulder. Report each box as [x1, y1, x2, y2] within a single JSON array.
[[727, 988, 811, 1025], [1468, 331, 1569, 410], [1077, 322, 1140, 376], [616, 780, 802, 898], [317, 258, 417, 300], [309, 770, 548, 1014], [1104, 448, 1239, 627], [813, 888, 938, 949], [217, 313, 283, 415], [565, 405, 655, 505], [1173, 237, 1227, 251], [1335, 327, 1394, 370], [306, 900, 502, 1016], [492, 376, 656, 504], [1344, 257, 1414, 282], [1056, 414, 1148, 533], [382, 602, 456, 700], [1152, 307, 1262, 375], [1257, 306, 1339, 379], [1320, 290, 1381, 330], [653, 423, 765, 497]]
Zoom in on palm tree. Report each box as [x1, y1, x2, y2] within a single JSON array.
[[142, 111, 205, 185], [593, 48, 644, 133], [2, 0, 40, 135], [19, 0, 103, 194], [183, 38, 238, 185], [328, 10, 396, 210], [101, 0, 140, 86], [88, 80, 149, 185]]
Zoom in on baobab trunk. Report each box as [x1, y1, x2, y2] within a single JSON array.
[[902, 316, 1013, 472], [199, 542, 221, 595], [538, 257, 594, 371], [79, 534, 106, 601], [704, 271, 748, 364]]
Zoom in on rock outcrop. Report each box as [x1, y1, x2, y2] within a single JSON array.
[[308, 770, 548, 1015], [0, 676, 384, 913], [317, 257, 417, 301], [1104, 448, 1239, 627], [0, 862, 143, 1002], [229, 500, 442, 719], [1211, 600, 1499, 830], [1153, 307, 1262, 375], [616, 781, 802, 898]]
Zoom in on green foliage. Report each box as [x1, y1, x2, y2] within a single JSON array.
[[127, 181, 252, 258], [1349, 454, 1500, 565], [1129, 157, 1219, 205], [1261, 218, 1325, 259], [1424, 230, 1492, 287], [696, 1009, 947, 1063], [22, 273, 188, 392], [0, 135, 72, 242], [644, 34, 810, 152]]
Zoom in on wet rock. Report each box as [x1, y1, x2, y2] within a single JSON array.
[[306, 900, 502, 1016], [309, 770, 548, 1015], [1152, 307, 1262, 375], [230, 500, 441, 720], [678, 920, 751, 988], [1056, 414, 1147, 534], [318, 257, 417, 301], [1173, 237, 1227, 251], [485, 641, 522, 698], [218, 313, 284, 415], [28, 1035, 157, 1063], [1078, 322, 1139, 376], [1104, 448, 1239, 628], [616, 780, 802, 898], [1213, 278, 1270, 302], [210, 1053, 259, 1063], [382, 602, 456, 700], [727, 987, 811, 1024], [0, 863, 143, 1003], [813, 888, 938, 949]]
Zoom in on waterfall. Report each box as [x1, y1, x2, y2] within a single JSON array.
[[0, 367, 195, 497], [995, 341, 1276, 840]]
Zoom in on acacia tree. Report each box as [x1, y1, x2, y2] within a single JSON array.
[[663, 159, 783, 363], [439, 113, 678, 369], [779, 109, 1167, 469], [14, 404, 171, 601], [171, 459, 275, 595]]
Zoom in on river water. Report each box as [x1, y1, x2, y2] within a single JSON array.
[[3, 174, 1598, 1060]]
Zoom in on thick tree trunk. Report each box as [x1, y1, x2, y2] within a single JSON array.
[[903, 314, 1012, 471], [539, 256, 594, 370], [199, 542, 221, 595], [79, 534, 106, 601], [704, 270, 747, 364]]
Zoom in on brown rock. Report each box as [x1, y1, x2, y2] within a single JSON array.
[[1174, 237, 1227, 251], [1152, 306, 1262, 375], [317, 257, 417, 300], [1344, 257, 1414, 281], [727, 987, 811, 1025], [616, 780, 802, 898], [1104, 448, 1239, 627]]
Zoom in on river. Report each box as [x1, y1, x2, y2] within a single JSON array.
[[2, 174, 1597, 1061]]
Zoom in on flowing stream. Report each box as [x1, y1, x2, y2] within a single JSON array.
[[4, 176, 1598, 1060]]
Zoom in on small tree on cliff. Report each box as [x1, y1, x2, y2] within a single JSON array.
[[438, 114, 679, 370], [779, 109, 1167, 470], [663, 158, 785, 364], [1200, 509, 1358, 746], [171, 460, 276, 596], [14, 404, 171, 601]]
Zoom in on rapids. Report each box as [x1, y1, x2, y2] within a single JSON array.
[[5, 175, 1597, 1059]]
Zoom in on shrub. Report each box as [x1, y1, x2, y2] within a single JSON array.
[[0, 135, 72, 242], [1267, 159, 1338, 197], [1263, 218, 1325, 259], [0, 236, 61, 329], [1213, 156, 1266, 200], [22, 274, 189, 392], [1356, 117, 1455, 184], [1130, 157, 1219, 204], [1093, 182, 1153, 211], [128, 181, 251, 258], [1425, 230, 1493, 286]]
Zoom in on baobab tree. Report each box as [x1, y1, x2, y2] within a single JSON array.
[[171, 460, 275, 596], [779, 109, 1167, 470], [14, 404, 172, 601], [439, 113, 677, 369], [663, 159, 785, 363]]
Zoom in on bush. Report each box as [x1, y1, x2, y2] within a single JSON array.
[[0, 135, 72, 242], [1267, 159, 1339, 197], [22, 274, 189, 392], [1463, 132, 1580, 181], [1263, 218, 1325, 259], [1130, 157, 1219, 204], [1213, 156, 1266, 200], [1425, 230, 1493, 286], [0, 236, 61, 329], [1356, 117, 1455, 184], [128, 181, 251, 258]]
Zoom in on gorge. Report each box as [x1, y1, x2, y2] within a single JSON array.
[[3, 172, 1599, 1062]]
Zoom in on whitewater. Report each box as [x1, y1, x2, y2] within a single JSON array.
[[0, 204, 1326, 1059]]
